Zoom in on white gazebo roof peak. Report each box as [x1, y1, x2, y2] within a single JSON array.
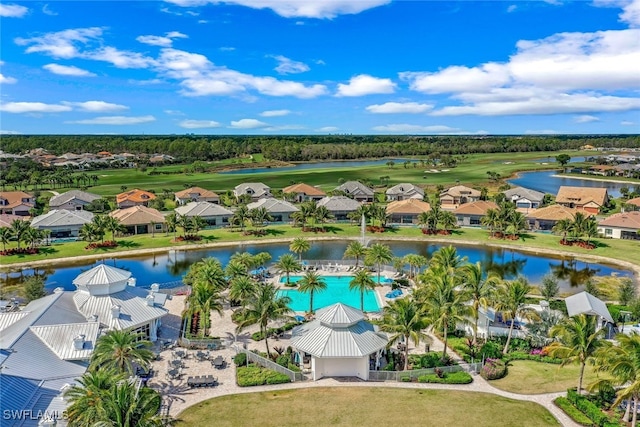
[[316, 303, 365, 328], [72, 264, 132, 296]]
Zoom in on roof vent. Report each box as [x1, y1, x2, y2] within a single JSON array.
[[88, 314, 99, 322], [150, 283, 160, 292], [73, 335, 85, 350], [53, 287, 65, 294], [127, 278, 137, 287], [111, 305, 121, 319], [146, 294, 155, 307]]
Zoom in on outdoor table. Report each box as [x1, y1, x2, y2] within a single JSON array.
[[187, 375, 217, 388], [170, 359, 183, 368], [212, 356, 225, 369], [167, 368, 180, 379], [196, 351, 209, 361], [174, 349, 187, 358]]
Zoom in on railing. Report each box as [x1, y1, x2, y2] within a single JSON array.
[[368, 362, 482, 382], [233, 346, 305, 382]]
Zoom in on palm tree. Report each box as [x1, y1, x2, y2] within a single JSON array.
[[90, 330, 154, 375], [104, 215, 126, 241], [91, 214, 109, 243], [343, 240, 368, 268], [231, 204, 250, 231], [10, 219, 30, 250], [225, 260, 249, 281], [481, 208, 501, 238], [419, 267, 470, 361], [100, 378, 164, 427], [79, 222, 101, 243], [165, 212, 178, 239], [439, 211, 458, 234], [493, 277, 539, 354], [313, 205, 334, 231], [462, 262, 497, 345], [375, 297, 430, 370], [349, 268, 377, 312], [429, 245, 466, 274], [236, 283, 293, 356], [22, 227, 42, 249], [229, 275, 257, 312], [297, 270, 327, 313], [275, 253, 301, 285], [0, 226, 12, 251], [186, 281, 224, 337], [184, 257, 228, 291], [548, 314, 606, 395], [365, 242, 393, 284], [249, 206, 273, 229], [64, 369, 122, 426], [403, 254, 428, 279], [290, 237, 311, 261]]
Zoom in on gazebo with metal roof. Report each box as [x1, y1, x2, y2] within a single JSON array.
[[290, 303, 388, 381]]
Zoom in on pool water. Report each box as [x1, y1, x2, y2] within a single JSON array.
[[278, 275, 383, 312]]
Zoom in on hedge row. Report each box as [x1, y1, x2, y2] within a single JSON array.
[[566, 389, 621, 427], [505, 351, 563, 364], [417, 371, 473, 384], [236, 365, 291, 387], [251, 322, 299, 341], [554, 397, 594, 426]]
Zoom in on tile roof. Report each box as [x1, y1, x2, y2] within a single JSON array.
[[527, 204, 583, 221], [454, 200, 498, 215], [283, 183, 327, 196], [335, 181, 374, 196], [174, 186, 219, 199], [440, 185, 481, 198], [247, 198, 299, 213], [0, 191, 34, 209], [234, 182, 271, 197], [175, 201, 233, 217], [386, 183, 424, 197], [503, 186, 545, 202], [555, 186, 608, 207], [31, 209, 94, 228], [109, 206, 165, 225], [317, 196, 361, 212], [626, 197, 640, 207], [115, 189, 156, 204], [386, 198, 431, 215], [0, 214, 29, 228], [598, 211, 640, 229], [49, 190, 101, 207]]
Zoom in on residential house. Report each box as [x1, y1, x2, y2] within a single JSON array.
[[555, 186, 609, 214], [290, 303, 388, 381], [385, 183, 424, 201], [625, 197, 640, 210], [526, 204, 583, 231], [110, 206, 165, 235], [0, 265, 168, 426], [503, 187, 545, 212], [335, 181, 375, 203], [115, 189, 156, 209], [247, 198, 299, 223], [234, 182, 272, 202], [439, 185, 481, 209], [175, 201, 233, 227], [317, 196, 361, 221], [386, 199, 431, 224], [174, 187, 220, 205], [31, 210, 94, 238], [0, 191, 35, 216], [598, 211, 640, 240], [49, 190, 101, 211], [0, 214, 29, 228], [454, 201, 498, 226], [283, 183, 327, 203]]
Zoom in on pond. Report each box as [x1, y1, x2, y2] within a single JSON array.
[[507, 170, 633, 198], [1, 240, 631, 295], [219, 158, 416, 175]]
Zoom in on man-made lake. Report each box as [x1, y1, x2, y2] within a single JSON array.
[[220, 158, 414, 175], [508, 170, 633, 198], [2, 240, 631, 294]]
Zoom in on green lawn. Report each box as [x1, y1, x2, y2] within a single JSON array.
[[174, 387, 559, 427], [490, 360, 608, 394]]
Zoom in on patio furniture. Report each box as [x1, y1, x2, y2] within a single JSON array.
[[187, 375, 218, 388], [174, 349, 187, 358], [167, 368, 182, 380], [169, 359, 184, 368], [212, 356, 225, 369], [196, 350, 210, 361]]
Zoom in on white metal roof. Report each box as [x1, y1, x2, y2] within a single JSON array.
[[0, 311, 29, 333], [316, 303, 364, 327], [30, 322, 100, 361], [72, 264, 131, 287], [565, 291, 614, 323]]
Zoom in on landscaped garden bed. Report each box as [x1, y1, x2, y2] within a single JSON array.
[[417, 371, 473, 384], [236, 364, 291, 387]]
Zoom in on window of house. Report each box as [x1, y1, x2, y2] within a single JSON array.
[[155, 224, 163, 230]]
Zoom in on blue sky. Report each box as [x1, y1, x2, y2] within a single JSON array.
[[1, 0, 639, 135]]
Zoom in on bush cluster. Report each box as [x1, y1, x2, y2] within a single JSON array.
[[566, 389, 621, 427], [1, 247, 40, 256], [417, 371, 473, 384], [251, 321, 300, 341], [236, 365, 291, 387], [480, 358, 507, 380], [408, 352, 455, 369], [85, 241, 118, 250], [554, 397, 594, 426], [233, 353, 247, 366], [504, 351, 563, 364]]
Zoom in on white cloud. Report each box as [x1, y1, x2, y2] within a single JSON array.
[[371, 124, 464, 134], [0, 3, 28, 17], [259, 109, 291, 117], [0, 130, 21, 135], [336, 74, 396, 97], [507, 4, 517, 13], [198, 19, 208, 24], [68, 115, 156, 125], [574, 115, 600, 123], [229, 119, 268, 129], [128, 78, 164, 85], [179, 119, 221, 128], [165, 0, 390, 19], [621, 120, 637, 125], [0, 73, 17, 84], [316, 126, 339, 132], [137, 31, 188, 47], [62, 101, 129, 112], [164, 109, 185, 115], [271, 55, 310, 74], [0, 102, 72, 114], [43, 63, 96, 77], [401, 63, 510, 94], [366, 102, 433, 114], [42, 4, 57, 16], [619, 0, 640, 27], [15, 27, 104, 59], [524, 129, 561, 135], [90, 46, 156, 69], [263, 124, 306, 131]]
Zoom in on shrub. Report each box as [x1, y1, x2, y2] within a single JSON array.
[[479, 341, 502, 360], [566, 388, 621, 427], [236, 365, 291, 387], [505, 351, 563, 364], [400, 376, 412, 382], [480, 358, 507, 380], [251, 322, 300, 341], [233, 353, 247, 366], [276, 355, 289, 368], [383, 362, 395, 371], [418, 371, 473, 384], [554, 397, 593, 426]]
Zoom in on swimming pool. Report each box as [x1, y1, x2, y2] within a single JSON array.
[[279, 275, 383, 312]]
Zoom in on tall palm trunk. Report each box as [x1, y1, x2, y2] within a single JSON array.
[[309, 291, 314, 313], [360, 291, 364, 312], [578, 360, 585, 395], [473, 305, 479, 346], [404, 334, 410, 371], [633, 395, 638, 427], [262, 324, 270, 356], [503, 317, 515, 354], [441, 325, 448, 361], [624, 396, 632, 422]]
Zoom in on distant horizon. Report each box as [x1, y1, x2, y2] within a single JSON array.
[[1, 1, 639, 135]]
